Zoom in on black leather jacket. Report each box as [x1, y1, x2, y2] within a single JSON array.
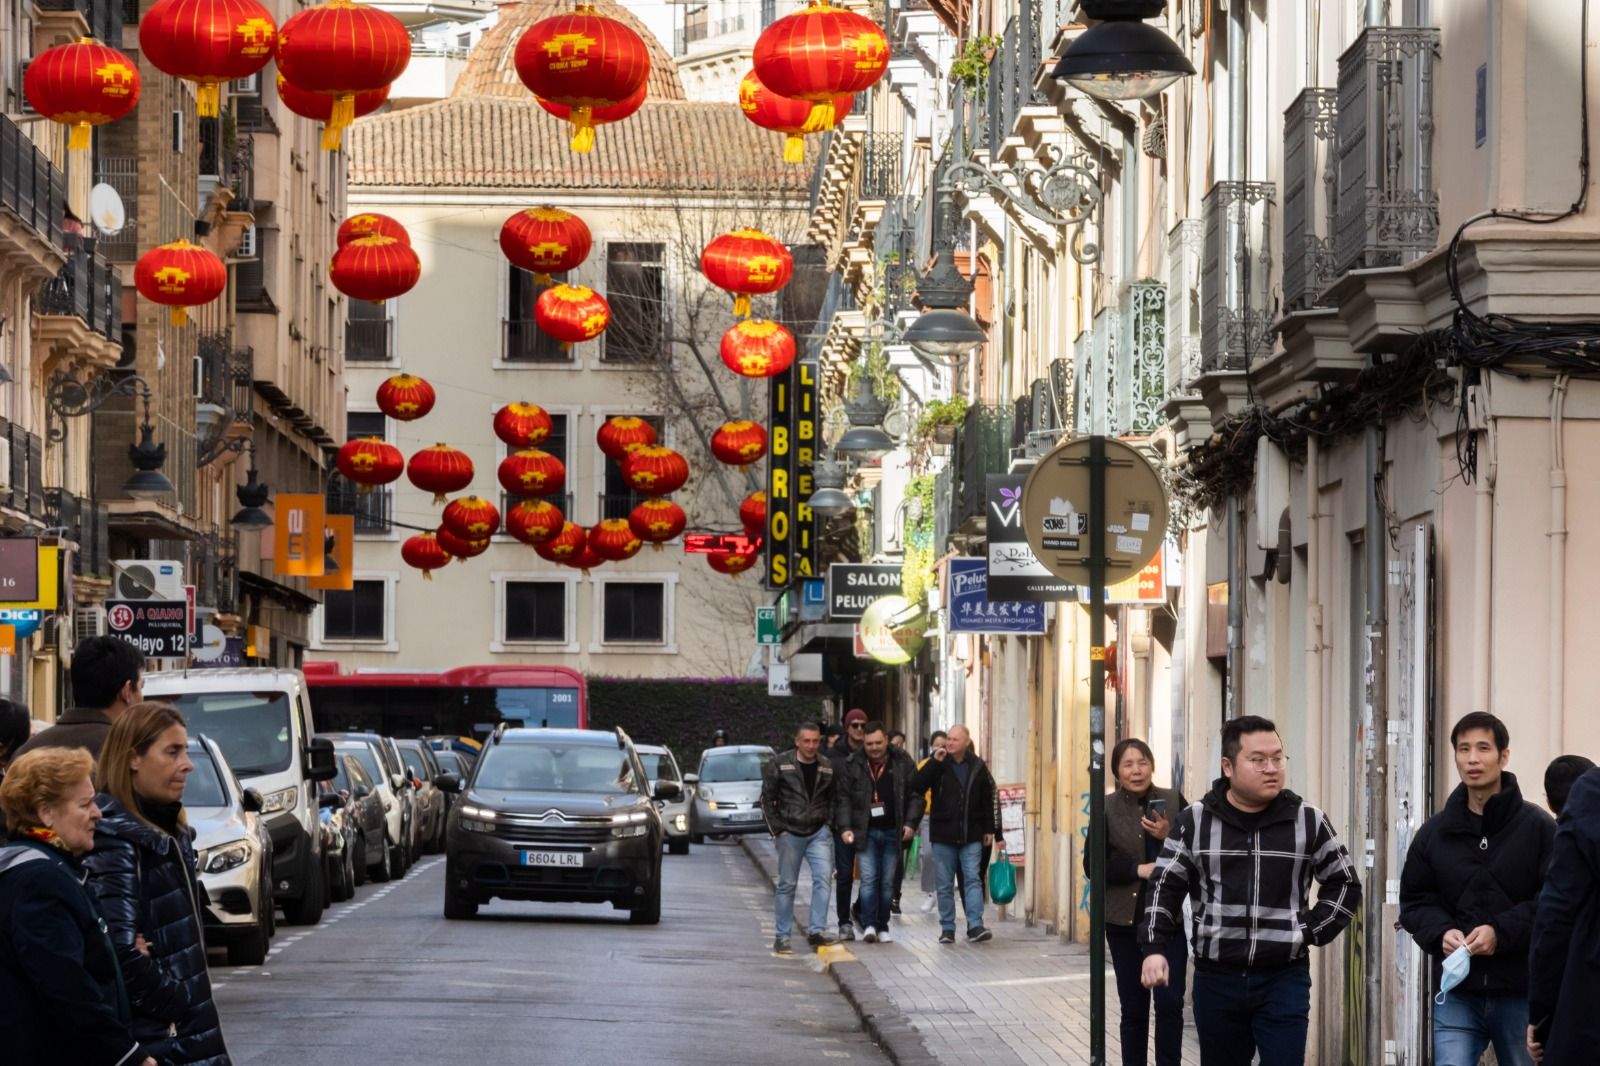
[[837, 748, 925, 839], [761, 749, 849, 836]]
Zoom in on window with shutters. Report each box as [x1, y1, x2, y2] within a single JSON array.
[[601, 581, 665, 644], [503, 581, 566, 643], [321, 579, 387, 641], [504, 267, 571, 363]]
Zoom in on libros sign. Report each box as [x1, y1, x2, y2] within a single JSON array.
[[825, 564, 902, 620]]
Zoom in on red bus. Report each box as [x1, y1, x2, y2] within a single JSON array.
[[303, 664, 588, 742]]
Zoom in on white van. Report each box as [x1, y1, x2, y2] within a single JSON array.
[[144, 668, 338, 925]]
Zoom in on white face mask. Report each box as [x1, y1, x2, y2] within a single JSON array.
[[1435, 944, 1473, 1005]]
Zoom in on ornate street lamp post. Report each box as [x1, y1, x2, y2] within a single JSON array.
[[1050, 0, 1195, 102]]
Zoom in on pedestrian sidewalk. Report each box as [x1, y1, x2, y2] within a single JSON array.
[[741, 835, 1203, 1066]]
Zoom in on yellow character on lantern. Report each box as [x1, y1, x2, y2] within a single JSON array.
[[153, 265, 192, 293], [521, 470, 549, 489], [582, 312, 608, 337], [741, 442, 762, 460], [394, 401, 419, 416], [544, 32, 596, 69], [96, 63, 135, 96], [631, 471, 659, 489], [739, 80, 759, 112], [738, 354, 771, 375], [847, 32, 888, 70], [528, 240, 568, 263], [236, 18, 275, 55], [350, 452, 377, 472], [746, 255, 782, 285]]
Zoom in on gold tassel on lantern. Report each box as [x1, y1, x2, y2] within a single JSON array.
[[169, 307, 189, 327], [568, 106, 596, 153], [534, 272, 553, 286], [421, 570, 433, 581], [783, 134, 805, 164], [68, 122, 91, 151], [802, 101, 835, 133], [196, 82, 220, 118], [322, 94, 356, 151], [733, 294, 752, 318]]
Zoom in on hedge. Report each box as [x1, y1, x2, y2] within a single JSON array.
[[586, 677, 827, 773]]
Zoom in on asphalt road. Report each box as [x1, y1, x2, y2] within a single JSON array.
[[211, 839, 887, 1066]]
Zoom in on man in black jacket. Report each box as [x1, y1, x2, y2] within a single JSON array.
[[838, 720, 922, 943], [13, 636, 143, 761], [1140, 715, 1360, 1066], [1399, 711, 1554, 1066], [827, 707, 868, 939], [908, 724, 999, 943], [1526, 767, 1600, 1063], [761, 721, 849, 954]]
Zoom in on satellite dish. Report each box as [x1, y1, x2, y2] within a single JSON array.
[[89, 183, 126, 236]]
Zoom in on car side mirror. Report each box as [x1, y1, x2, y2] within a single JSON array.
[[653, 780, 682, 802], [683, 773, 699, 786], [306, 737, 338, 782], [354, 784, 372, 800], [318, 792, 345, 810], [435, 772, 462, 793], [240, 788, 265, 814]]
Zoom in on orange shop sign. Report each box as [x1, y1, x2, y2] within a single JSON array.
[[273, 494, 326, 577]]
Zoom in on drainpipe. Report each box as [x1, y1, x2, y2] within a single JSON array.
[[1472, 385, 1496, 712], [1548, 375, 1569, 752], [1225, 0, 1248, 719], [1305, 435, 1324, 806], [1363, 423, 1388, 1066]]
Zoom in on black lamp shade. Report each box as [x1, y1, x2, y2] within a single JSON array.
[[230, 505, 273, 530], [807, 486, 855, 517], [835, 425, 895, 461], [1051, 18, 1196, 101], [124, 423, 173, 500], [903, 309, 988, 360], [123, 468, 175, 501]]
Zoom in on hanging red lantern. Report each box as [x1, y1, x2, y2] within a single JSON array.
[[535, 284, 610, 349], [436, 526, 489, 562], [534, 521, 586, 563], [493, 402, 554, 448], [338, 212, 409, 247], [499, 207, 593, 285], [621, 445, 689, 496], [700, 229, 794, 317], [740, 491, 768, 538], [596, 416, 657, 462], [134, 240, 227, 326], [335, 437, 404, 489], [589, 519, 642, 562], [139, 0, 276, 117], [497, 449, 566, 498], [752, 1, 889, 132], [506, 498, 566, 545], [442, 495, 501, 540], [628, 497, 686, 550], [711, 420, 767, 466], [563, 542, 604, 575], [24, 38, 141, 151], [401, 532, 451, 580], [513, 8, 651, 153], [276, 73, 389, 146], [535, 81, 647, 152], [330, 234, 420, 304], [376, 373, 435, 421], [708, 548, 759, 577], [275, 0, 410, 150], [720, 319, 796, 378], [407, 444, 474, 505], [739, 69, 851, 164]]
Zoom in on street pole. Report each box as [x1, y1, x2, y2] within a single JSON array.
[[1088, 432, 1107, 1066]]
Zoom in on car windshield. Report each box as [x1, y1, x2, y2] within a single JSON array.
[[638, 753, 679, 783], [183, 746, 230, 809], [398, 747, 429, 780], [338, 744, 383, 786], [168, 691, 292, 777], [434, 751, 464, 774], [475, 744, 637, 793], [698, 751, 770, 783]]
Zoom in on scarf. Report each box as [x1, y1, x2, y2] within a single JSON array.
[[18, 825, 70, 853]]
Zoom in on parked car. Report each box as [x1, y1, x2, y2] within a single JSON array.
[[379, 735, 425, 863], [441, 726, 678, 923], [689, 745, 775, 843], [636, 744, 691, 856], [431, 749, 470, 816], [395, 739, 454, 852], [317, 776, 358, 903], [324, 735, 411, 880], [186, 735, 275, 966], [332, 751, 391, 884]]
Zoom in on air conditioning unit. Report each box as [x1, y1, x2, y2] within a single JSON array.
[[75, 607, 107, 642], [237, 224, 258, 259], [0, 437, 10, 493], [229, 73, 260, 94], [112, 560, 185, 601]]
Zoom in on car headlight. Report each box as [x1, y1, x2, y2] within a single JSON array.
[[458, 804, 498, 833], [612, 824, 649, 838], [260, 787, 298, 815], [698, 787, 714, 801], [611, 810, 649, 825], [674, 814, 687, 832], [202, 839, 252, 873]]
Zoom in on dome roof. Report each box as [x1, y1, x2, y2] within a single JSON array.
[[454, 0, 687, 103]]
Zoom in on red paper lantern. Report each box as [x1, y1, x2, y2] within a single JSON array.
[[134, 240, 227, 326], [589, 519, 642, 562], [739, 69, 851, 164], [596, 416, 657, 462], [139, 0, 276, 117], [442, 495, 501, 540], [24, 38, 141, 151], [436, 526, 489, 561], [376, 373, 434, 421], [335, 437, 404, 488], [338, 212, 409, 247], [506, 498, 565, 545], [407, 443, 474, 505], [276, 73, 389, 147], [275, 0, 410, 149], [720, 319, 796, 378], [493, 403, 554, 448], [753, 1, 889, 132], [534, 521, 586, 563], [513, 9, 651, 153], [621, 445, 689, 496], [700, 229, 794, 317], [401, 532, 451, 580], [711, 420, 767, 467], [500, 207, 593, 284], [535, 284, 610, 349], [535, 81, 647, 152], [628, 497, 686, 550], [708, 548, 758, 577], [740, 491, 768, 538], [563, 542, 604, 575], [330, 234, 420, 303], [498, 449, 566, 498]]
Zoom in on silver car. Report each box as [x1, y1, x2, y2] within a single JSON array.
[[689, 745, 775, 842], [636, 744, 691, 855], [187, 736, 275, 966]]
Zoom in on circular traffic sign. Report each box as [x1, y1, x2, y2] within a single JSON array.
[[107, 603, 135, 632], [1019, 436, 1169, 587]]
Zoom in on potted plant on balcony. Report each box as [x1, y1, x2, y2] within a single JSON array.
[[950, 35, 1001, 98], [916, 397, 967, 446]]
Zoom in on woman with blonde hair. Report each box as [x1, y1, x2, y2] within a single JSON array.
[[87, 700, 232, 1066], [0, 747, 156, 1065]]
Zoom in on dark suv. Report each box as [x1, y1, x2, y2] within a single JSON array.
[[442, 727, 677, 924]]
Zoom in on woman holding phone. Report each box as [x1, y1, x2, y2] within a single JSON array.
[[1100, 738, 1187, 1066]]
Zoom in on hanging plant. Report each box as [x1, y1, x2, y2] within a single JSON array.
[[950, 34, 1001, 97], [846, 340, 900, 403], [899, 473, 937, 603], [916, 397, 968, 441]]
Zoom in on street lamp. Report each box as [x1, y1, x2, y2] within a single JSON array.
[[47, 371, 175, 501], [227, 439, 273, 531], [1051, 0, 1196, 102], [902, 251, 989, 363], [834, 375, 895, 462], [807, 459, 855, 517]]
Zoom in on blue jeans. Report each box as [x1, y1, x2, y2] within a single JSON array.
[[857, 826, 901, 932], [1433, 990, 1534, 1066], [1191, 961, 1311, 1066], [774, 827, 833, 940], [931, 841, 985, 933]]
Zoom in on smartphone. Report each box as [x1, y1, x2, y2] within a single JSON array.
[[1146, 798, 1167, 819]]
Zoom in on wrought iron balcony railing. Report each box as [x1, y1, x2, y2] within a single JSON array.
[[1283, 88, 1340, 312], [1200, 181, 1276, 374], [36, 242, 121, 342], [951, 404, 1013, 533], [989, 0, 1047, 146], [1, 114, 67, 253], [503, 318, 572, 363], [857, 132, 903, 203], [1165, 219, 1203, 398], [1076, 289, 1169, 438], [326, 478, 393, 534]]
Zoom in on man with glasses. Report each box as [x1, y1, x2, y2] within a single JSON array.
[[1139, 715, 1361, 1066], [828, 709, 869, 939]]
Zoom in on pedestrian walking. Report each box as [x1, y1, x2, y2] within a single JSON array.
[[86, 702, 232, 1066], [1139, 715, 1360, 1066], [0, 748, 157, 1066], [711, 728, 730, 748], [909, 724, 1000, 943], [1398, 712, 1553, 1066], [760, 721, 849, 954], [1526, 767, 1600, 1063], [13, 636, 144, 761], [839, 720, 922, 943], [1544, 754, 1595, 818], [829, 707, 868, 940], [916, 731, 947, 901], [1099, 738, 1187, 1066]]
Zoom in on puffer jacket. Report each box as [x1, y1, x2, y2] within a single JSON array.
[[85, 796, 231, 1066], [837, 748, 925, 839], [1528, 769, 1600, 1062], [761, 749, 849, 836]]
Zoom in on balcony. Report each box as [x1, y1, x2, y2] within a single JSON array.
[[987, 0, 1049, 149], [1334, 26, 1441, 275], [34, 0, 121, 46], [0, 420, 45, 520], [1283, 89, 1339, 312], [194, 333, 255, 463], [1200, 181, 1276, 376], [326, 478, 393, 534], [950, 404, 1013, 536], [598, 492, 645, 522], [389, 47, 470, 106], [94, 156, 139, 261], [0, 114, 68, 278], [1165, 219, 1203, 398], [34, 241, 122, 376], [503, 318, 572, 364]]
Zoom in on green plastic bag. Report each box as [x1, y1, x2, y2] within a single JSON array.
[[988, 847, 1017, 905], [906, 835, 921, 876]]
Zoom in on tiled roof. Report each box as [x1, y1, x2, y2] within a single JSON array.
[[346, 97, 815, 193]]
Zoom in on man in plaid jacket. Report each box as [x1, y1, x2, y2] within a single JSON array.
[[1138, 715, 1361, 1065]]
